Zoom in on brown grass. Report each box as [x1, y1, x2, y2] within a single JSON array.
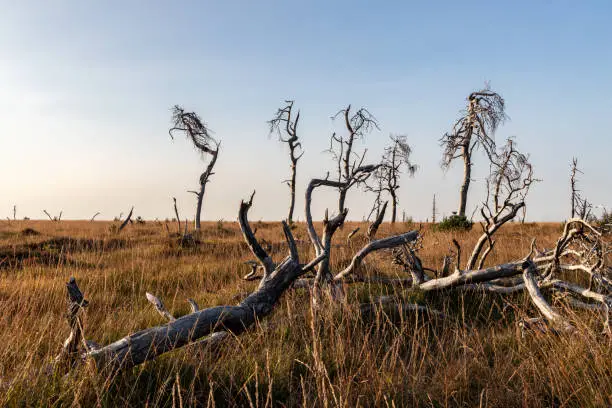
[[0, 220, 609, 407]]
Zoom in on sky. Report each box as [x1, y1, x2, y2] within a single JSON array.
[[0, 1, 610, 222]]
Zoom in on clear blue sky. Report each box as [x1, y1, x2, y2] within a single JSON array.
[[1, 1, 610, 221]]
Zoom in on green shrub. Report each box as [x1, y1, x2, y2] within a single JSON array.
[[435, 214, 473, 231]]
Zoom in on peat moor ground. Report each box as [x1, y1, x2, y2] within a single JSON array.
[[0, 220, 610, 407]]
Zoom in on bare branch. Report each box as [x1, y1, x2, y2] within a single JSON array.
[[239, 191, 275, 276], [118, 207, 134, 233], [145, 292, 176, 322]]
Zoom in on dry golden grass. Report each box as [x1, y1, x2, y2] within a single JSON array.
[[0, 220, 610, 407]]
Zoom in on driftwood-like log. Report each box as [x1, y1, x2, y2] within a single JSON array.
[[63, 195, 325, 372], [523, 261, 574, 332]]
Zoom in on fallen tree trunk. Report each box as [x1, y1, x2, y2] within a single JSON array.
[[87, 255, 302, 371]]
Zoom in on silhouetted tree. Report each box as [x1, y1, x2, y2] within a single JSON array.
[[268, 100, 303, 224], [441, 87, 506, 217], [169, 105, 220, 231]]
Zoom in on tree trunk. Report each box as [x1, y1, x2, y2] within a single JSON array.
[[288, 163, 297, 224], [195, 185, 205, 231], [194, 148, 219, 232], [390, 191, 397, 223], [458, 146, 471, 217], [338, 188, 347, 214]]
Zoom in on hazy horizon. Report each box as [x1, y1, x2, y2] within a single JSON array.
[[1, 1, 611, 222]]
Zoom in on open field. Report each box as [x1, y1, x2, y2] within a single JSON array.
[[0, 220, 610, 407]]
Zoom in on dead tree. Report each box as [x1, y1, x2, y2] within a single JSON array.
[[570, 157, 592, 220], [54, 192, 419, 373], [374, 135, 417, 223], [432, 194, 437, 223], [304, 175, 414, 300], [465, 139, 537, 270], [172, 197, 183, 235], [441, 87, 506, 217], [13, 205, 16, 221], [268, 100, 304, 224], [117, 207, 133, 233], [43, 209, 62, 222], [328, 105, 380, 215], [169, 105, 220, 232], [367, 201, 388, 241], [357, 218, 610, 332]]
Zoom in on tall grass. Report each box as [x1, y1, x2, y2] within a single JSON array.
[[0, 220, 609, 407]]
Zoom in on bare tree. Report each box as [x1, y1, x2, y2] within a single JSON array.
[[172, 197, 183, 234], [373, 135, 417, 223], [169, 105, 220, 232], [268, 100, 304, 224], [570, 157, 592, 220], [465, 138, 537, 269], [328, 105, 380, 214], [432, 194, 437, 223], [13, 205, 16, 221], [43, 209, 62, 222], [54, 191, 418, 373], [441, 87, 506, 217]]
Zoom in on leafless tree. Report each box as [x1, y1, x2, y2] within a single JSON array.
[[13, 205, 16, 221], [54, 189, 418, 373], [441, 87, 506, 217], [328, 105, 380, 214], [172, 197, 183, 234], [465, 138, 537, 269], [169, 105, 220, 232], [372, 135, 417, 223], [432, 194, 437, 223], [268, 100, 304, 224], [43, 209, 62, 222], [570, 157, 592, 220]]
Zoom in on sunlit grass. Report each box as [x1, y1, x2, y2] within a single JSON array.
[[0, 220, 609, 407]]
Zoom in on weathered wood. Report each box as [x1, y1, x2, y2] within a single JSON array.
[[187, 298, 199, 313], [145, 292, 176, 322], [347, 227, 360, 243], [334, 231, 419, 280], [87, 256, 303, 370], [239, 191, 274, 277], [367, 201, 388, 241], [523, 261, 574, 332], [55, 278, 89, 370], [305, 178, 346, 257], [72, 194, 325, 372], [118, 207, 134, 232]]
